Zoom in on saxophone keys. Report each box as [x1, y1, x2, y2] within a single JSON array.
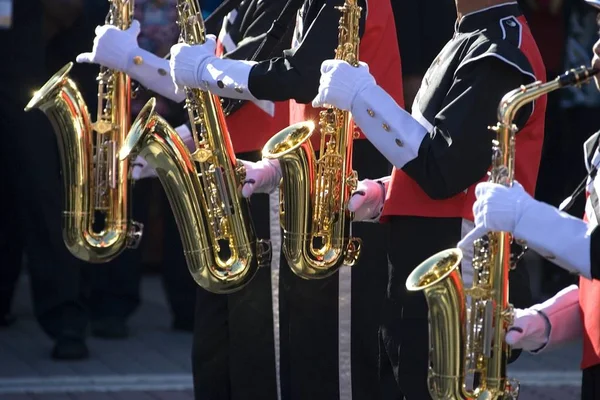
[[92, 120, 113, 134], [193, 148, 213, 163]]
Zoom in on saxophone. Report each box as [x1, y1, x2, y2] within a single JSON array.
[[24, 0, 143, 263], [404, 65, 599, 400], [118, 0, 271, 294], [261, 0, 362, 279]]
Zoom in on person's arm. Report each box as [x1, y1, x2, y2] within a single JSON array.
[[247, 0, 367, 103], [400, 58, 533, 199]]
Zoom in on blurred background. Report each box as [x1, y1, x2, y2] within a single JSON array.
[[0, 0, 595, 399]]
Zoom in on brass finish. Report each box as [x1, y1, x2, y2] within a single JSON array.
[[119, 0, 271, 294], [405, 65, 600, 400], [261, 0, 363, 280], [24, 1, 143, 263]]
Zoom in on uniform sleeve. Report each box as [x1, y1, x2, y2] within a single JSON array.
[[590, 226, 600, 280], [247, 0, 367, 103], [401, 56, 534, 199]]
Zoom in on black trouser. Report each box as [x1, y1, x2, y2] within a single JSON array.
[[277, 140, 395, 400], [192, 150, 278, 400], [0, 82, 142, 339], [192, 141, 394, 400], [582, 364, 600, 400], [380, 216, 533, 399]]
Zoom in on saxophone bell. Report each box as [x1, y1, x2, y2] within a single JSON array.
[[404, 64, 600, 400], [25, 59, 143, 263], [119, 0, 272, 294]]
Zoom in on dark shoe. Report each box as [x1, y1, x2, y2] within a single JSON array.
[[51, 335, 89, 360], [0, 313, 16, 328], [91, 317, 129, 339]]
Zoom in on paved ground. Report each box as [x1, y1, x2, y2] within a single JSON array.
[[0, 274, 584, 399]]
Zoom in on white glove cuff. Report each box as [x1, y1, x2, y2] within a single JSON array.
[[199, 57, 258, 101], [514, 199, 592, 279], [175, 124, 195, 152], [361, 176, 391, 223], [350, 85, 427, 169], [126, 48, 185, 103], [530, 284, 582, 353]]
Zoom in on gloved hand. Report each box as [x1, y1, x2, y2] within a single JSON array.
[[170, 35, 258, 100], [240, 159, 282, 198], [348, 177, 390, 222], [312, 60, 376, 111], [77, 20, 184, 103], [77, 20, 141, 72], [505, 308, 549, 352], [506, 285, 581, 353], [458, 181, 536, 256], [131, 156, 156, 180]]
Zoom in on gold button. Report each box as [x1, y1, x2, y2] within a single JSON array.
[[382, 123, 390, 131], [395, 138, 403, 147], [158, 68, 167, 76], [367, 109, 375, 117], [133, 56, 143, 65]]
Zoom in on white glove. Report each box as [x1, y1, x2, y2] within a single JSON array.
[[169, 35, 258, 100], [458, 181, 536, 255], [458, 180, 593, 279], [506, 285, 582, 353], [77, 20, 184, 103], [77, 21, 141, 72], [313, 60, 427, 170], [131, 156, 157, 180], [312, 60, 376, 111], [240, 159, 282, 198], [348, 177, 390, 222]]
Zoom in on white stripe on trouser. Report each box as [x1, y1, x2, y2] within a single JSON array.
[[269, 190, 353, 400], [339, 225, 353, 400], [269, 189, 283, 400]]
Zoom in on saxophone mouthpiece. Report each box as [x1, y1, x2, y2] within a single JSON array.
[[557, 65, 600, 87]]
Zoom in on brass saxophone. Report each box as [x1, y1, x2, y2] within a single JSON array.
[[261, 0, 362, 279], [404, 65, 599, 400], [118, 0, 271, 294], [25, 0, 143, 263]]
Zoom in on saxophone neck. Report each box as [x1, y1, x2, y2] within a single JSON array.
[[176, 0, 207, 45], [334, 0, 362, 65], [107, 0, 134, 30], [497, 65, 599, 126]]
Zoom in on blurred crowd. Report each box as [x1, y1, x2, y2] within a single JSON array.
[[0, 0, 597, 363]]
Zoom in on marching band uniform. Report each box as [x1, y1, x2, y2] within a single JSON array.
[[169, 0, 404, 399], [77, 3, 290, 398], [457, 129, 600, 399], [248, 2, 546, 398], [458, 4, 600, 396]]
